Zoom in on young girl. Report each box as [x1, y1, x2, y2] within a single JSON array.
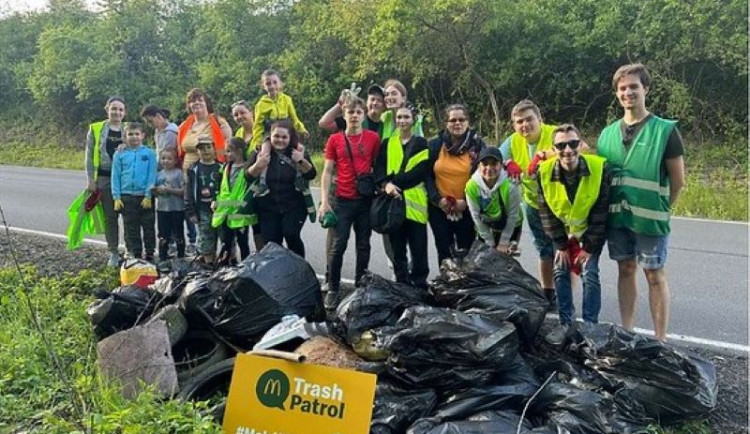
[[212, 137, 254, 265], [374, 105, 430, 288], [84, 96, 126, 267], [251, 69, 309, 197], [153, 148, 185, 261]]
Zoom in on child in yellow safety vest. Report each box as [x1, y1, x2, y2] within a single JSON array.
[[212, 137, 256, 265]]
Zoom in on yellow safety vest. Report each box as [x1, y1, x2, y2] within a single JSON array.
[[386, 135, 429, 224], [90, 121, 106, 180], [211, 165, 257, 228], [509, 123, 556, 208], [538, 154, 605, 238]]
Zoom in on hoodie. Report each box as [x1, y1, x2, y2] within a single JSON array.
[[155, 122, 179, 154], [465, 170, 521, 246]]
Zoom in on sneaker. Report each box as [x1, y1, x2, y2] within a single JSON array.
[[186, 243, 197, 256], [544, 323, 570, 347], [107, 252, 120, 267], [323, 288, 339, 311]]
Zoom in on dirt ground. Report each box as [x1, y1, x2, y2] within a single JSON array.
[[1, 231, 747, 432]]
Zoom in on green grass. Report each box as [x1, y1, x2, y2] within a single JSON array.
[[1, 139, 746, 221], [0, 266, 222, 433]]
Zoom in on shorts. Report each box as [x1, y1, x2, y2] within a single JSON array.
[[607, 226, 669, 270], [523, 202, 554, 259]]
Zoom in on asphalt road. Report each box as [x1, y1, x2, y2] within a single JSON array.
[[0, 165, 747, 347]]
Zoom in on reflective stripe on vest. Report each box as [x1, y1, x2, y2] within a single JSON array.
[[509, 123, 556, 208], [211, 165, 256, 228], [386, 135, 429, 224], [90, 121, 105, 180], [597, 116, 675, 235], [539, 155, 605, 238]]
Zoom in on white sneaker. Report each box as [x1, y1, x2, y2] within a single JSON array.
[[107, 252, 120, 267]]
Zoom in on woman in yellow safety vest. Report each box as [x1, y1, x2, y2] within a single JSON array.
[[83, 95, 126, 267], [374, 104, 430, 288]]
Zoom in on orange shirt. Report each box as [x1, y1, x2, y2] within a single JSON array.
[[434, 146, 472, 199]]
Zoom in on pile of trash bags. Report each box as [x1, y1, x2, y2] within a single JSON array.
[[86, 241, 717, 432]]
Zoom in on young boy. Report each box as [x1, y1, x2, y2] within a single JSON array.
[[185, 136, 222, 264], [318, 96, 380, 308], [111, 122, 157, 261]]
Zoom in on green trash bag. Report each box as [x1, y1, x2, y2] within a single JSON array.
[[66, 189, 106, 250]]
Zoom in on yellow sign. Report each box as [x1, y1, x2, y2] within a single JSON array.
[[223, 353, 377, 434]]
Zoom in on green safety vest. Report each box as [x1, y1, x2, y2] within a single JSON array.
[[90, 121, 106, 180], [465, 176, 523, 230], [538, 154, 605, 238], [211, 165, 257, 228], [386, 135, 429, 224], [597, 116, 675, 235], [509, 123, 556, 208]]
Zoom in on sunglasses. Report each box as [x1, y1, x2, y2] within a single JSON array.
[[447, 118, 467, 123], [553, 139, 581, 151]]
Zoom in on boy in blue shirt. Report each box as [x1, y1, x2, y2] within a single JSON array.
[[112, 122, 158, 261]]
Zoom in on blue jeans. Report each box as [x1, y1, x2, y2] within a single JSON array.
[[554, 248, 602, 325], [523, 202, 554, 259]]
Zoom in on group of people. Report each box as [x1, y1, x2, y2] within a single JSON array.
[[83, 63, 685, 342]]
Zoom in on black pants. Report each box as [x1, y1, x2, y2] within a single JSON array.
[[428, 204, 475, 266], [120, 194, 156, 258], [389, 219, 429, 288], [157, 210, 185, 260], [329, 197, 372, 290], [219, 225, 250, 264], [258, 205, 307, 258]]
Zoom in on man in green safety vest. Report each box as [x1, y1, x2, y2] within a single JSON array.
[[537, 124, 612, 343], [597, 63, 686, 342]]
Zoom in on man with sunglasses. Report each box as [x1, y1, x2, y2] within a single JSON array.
[[537, 124, 611, 342], [597, 63, 685, 342]]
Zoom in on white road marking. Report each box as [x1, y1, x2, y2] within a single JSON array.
[[5, 225, 749, 354]]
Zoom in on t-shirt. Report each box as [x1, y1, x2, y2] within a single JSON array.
[[619, 114, 684, 159], [196, 162, 221, 209], [434, 146, 472, 199], [155, 168, 184, 212], [105, 129, 122, 160], [325, 130, 380, 200]]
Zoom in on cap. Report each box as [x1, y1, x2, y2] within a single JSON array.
[[367, 84, 385, 98], [478, 146, 503, 163], [196, 135, 214, 147]]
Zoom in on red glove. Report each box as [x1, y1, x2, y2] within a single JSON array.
[[445, 196, 457, 213], [504, 160, 522, 180], [84, 189, 102, 212], [567, 237, 583, 275], [528, 153, 545, 176]]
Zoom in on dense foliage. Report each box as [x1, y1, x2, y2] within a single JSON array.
[[0, 0, 746, 146]]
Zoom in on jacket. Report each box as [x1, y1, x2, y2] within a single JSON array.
[[251, 92, 308, 149], [111, 145, 157, 199]]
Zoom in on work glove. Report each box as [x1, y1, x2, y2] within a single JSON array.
[[504, 160, 522, 180], [528, 153, 546, 176], [567, 237, 583, 275], [141, 198, 153, 209], [113, 199, 124, 212], [338, 82, 361, 106]]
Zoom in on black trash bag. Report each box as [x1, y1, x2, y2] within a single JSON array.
[[529, 382, 625, 434], [86, 286, 161, 340], [570, 323, 718, 422], [330, 273, 432, 349], [178, 273, 218, 326], [210, 243, 323, 342], [408, 410, 534, 434], [370, 380, 438, 434], [430, 241, 549, 346], [428, 355, 539, 422], [383, 306, 518, 389]]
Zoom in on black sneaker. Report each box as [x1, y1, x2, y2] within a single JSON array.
[[544, 323, 570, 347], [323, 289, 339, 311]]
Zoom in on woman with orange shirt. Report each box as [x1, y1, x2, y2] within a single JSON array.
[[425, 104, 487, 265]]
